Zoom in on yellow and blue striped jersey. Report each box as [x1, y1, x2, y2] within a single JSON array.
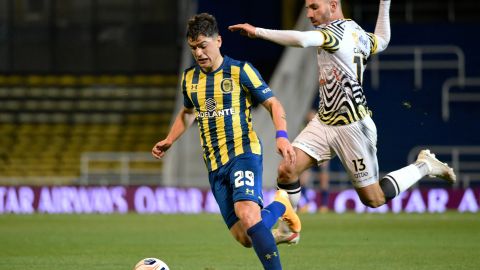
[[182, 56, 274, 171]]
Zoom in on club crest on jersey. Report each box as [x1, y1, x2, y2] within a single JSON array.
[[221, 78, 234, 93], [205, 98, 217, 112]]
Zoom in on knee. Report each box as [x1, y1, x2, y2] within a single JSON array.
[[277, 163, 298, 183], [361, 196, 386, 208], [237, 210, 259, 229]]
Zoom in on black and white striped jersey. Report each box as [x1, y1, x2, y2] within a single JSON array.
[[315, 19, 380, 126]]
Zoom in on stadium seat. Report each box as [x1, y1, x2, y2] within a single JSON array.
[[0, 75, 176, 185]]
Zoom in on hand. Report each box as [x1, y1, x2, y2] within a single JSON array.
[[276, 137, 296, 166], [228, 23, 257, 38], [152, 139, 173, 159]]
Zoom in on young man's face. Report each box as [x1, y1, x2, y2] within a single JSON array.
[[188, 34, 222, 72], [305, 0, 333, 26]]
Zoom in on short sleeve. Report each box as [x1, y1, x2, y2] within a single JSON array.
[[316, 21, 346, 53], [181, 72, 194, 108], [240, 62, 274, 104]]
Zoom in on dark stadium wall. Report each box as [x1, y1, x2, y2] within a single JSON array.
[[363, 23, 479, 173], [195, 0, 479, 175], [197, 0, 284, 82]]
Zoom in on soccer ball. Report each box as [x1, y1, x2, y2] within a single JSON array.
[[133, 258, 170, 270]]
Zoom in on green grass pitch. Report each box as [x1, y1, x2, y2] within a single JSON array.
[[1, 212, 479, 269]]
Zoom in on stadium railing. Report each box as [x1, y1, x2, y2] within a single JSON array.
[[352, 0, 479, 23], [0, 75, 176, 186], [367, 45, 465, 90], [80, 152, 161, 186], [441, 77, 480, 121]]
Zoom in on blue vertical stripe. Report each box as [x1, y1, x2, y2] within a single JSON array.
[[222, 65, 235, 160], [191, 91, 211, 170], [239, 89, 251, 153], [192, 67, 200, 84], [191, 68, 212, 170], [206, 73, 222, 169]]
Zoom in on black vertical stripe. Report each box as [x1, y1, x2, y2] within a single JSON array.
[[206, 73, 222, 169], [222, 64, 235, 160]]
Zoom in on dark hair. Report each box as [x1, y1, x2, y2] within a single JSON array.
[[186, 13, 219, 40]]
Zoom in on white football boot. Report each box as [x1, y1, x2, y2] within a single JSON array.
[[416, 149, 457, 184], [272, 219, 300, 245], [272, 228, 300, 245]]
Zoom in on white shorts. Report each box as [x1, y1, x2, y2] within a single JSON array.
[[292, 116, 379, 188]]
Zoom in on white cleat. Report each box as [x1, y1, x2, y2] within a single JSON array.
[[272, 228, 300, 246], [416, 149, 457, 184]]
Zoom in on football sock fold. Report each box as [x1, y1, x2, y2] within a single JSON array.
[[277, 180, 301, 209], [261, 201, 286, 229], [380, 164, 424, 201]]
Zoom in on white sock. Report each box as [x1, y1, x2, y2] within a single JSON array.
[[277, 180, 302, 209], [384, 163, 426, 195]]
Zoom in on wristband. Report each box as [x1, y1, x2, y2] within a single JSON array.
[[275, 130, 288, 139]]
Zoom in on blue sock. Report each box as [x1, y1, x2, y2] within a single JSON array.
[[301, 187, 309, 201], [321, 190, 329, 207], [261, 201, 286, 229], [247, 221, 282, 270]]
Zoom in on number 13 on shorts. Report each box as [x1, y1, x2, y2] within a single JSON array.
[[352, 158, 366, 172]]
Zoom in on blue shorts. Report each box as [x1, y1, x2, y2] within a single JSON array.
[[208, 152, 264, 229]]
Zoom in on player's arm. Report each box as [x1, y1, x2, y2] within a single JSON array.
[[240, 62, 296, 164], [261, 97, 296, 165], [371, 0, 391, 54], [229, 23, 324, 48], [152, 107, 195, 159]]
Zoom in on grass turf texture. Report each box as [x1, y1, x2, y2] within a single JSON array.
[[0, 212, 478, 270]]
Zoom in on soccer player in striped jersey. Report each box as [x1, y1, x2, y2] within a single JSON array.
[[152, 13, 300, 270], [230, 0, 456, 244]]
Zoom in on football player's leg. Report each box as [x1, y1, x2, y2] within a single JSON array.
[[338, 117, 457, 206], [281, 118, 331, 210], [230, 153, 282, 269], [274, 148, 313, 244], [332, 116, 384, 207], [277, 147, 317, 210], [270, 190, 301, 232], [260, 194, 286, 229], [377, 149, 456, 202], [355, 183, 386, 208], [230, 221, 252, 247], [340, 149, 386, 208], [342, 143, 426, 207], [318, 161, 330, 213], [268, 190, 301, 246], [234, 201, 282, 270]]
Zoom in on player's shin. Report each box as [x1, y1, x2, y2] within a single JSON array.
[[261, 202, 286, 229], [247, 221, 283, 270], [379, 163, 425, 201], [277, 180, 301, 209]]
